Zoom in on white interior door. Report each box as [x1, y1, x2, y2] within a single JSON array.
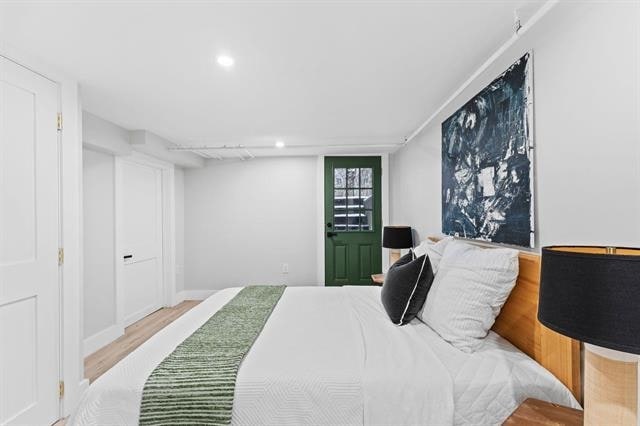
[[0, 58, 60, 425], [121, 159, 163, 326]]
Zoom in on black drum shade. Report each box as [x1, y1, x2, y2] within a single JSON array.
[[382, 226, 413, 249], [539, 246, 640, 354]]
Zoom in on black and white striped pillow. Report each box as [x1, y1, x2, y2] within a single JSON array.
[[381, 251, 435, 325]]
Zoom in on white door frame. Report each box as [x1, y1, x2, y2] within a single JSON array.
[[114, 151, 176, 330]]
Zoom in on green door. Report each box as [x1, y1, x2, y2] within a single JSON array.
[[324, 156, 382, 286]]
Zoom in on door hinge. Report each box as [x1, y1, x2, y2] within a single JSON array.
[[56, 113, 63, 131], [59, 381, 65, 398], [58, 248, 64, 266]]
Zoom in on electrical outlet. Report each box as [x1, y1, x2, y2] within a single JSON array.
[[282, 263, 289, 274]]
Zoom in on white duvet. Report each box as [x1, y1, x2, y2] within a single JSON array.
[[70, 286, 579, 426]]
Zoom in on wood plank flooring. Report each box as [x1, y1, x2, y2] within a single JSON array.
[[84, 300, 200, 383]]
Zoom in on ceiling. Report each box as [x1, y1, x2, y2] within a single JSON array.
[[0, 1, 545, 158]]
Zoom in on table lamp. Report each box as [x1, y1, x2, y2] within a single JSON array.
[[382, 226, 413, 265], [539, 246, 640, 425]]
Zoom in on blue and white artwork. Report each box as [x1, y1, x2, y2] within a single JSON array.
[[441, 53, 534, 247]]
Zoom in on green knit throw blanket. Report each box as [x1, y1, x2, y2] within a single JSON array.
[[139, 286, 286, 425]]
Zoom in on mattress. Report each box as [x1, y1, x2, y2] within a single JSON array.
[[70, 286, 579, 426]]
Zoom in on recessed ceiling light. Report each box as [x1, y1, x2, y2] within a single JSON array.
[[275, 140, 285, 149], [216, 55, 234, 68]]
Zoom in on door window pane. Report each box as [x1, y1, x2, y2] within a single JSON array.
[[361, 189, 373, 209], [362, 210, 373, 231], [360, 168, 373, 188], [334, 168, 346, 188], [333, 188, 346, 231], [347, 209, 362, 230], [334, 190, 346, 209], [347, 189, 360, 207], [347, 168, 359, 188]]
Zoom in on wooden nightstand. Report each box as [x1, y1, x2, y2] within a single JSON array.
[[503, 398, 583, 425], [371, 273, 385, 285]]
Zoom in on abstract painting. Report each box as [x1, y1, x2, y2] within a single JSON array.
[[441, 52, 534, 247]]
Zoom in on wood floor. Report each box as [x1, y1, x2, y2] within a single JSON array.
[[84, 300, 200, 383]]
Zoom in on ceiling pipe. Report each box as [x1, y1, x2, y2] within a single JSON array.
[[191, 150, 211, 159], [200, 150, 224, 160], [243, 148, 255, 159], [170, 145, 222, 160], [168, 142, 403, 151]]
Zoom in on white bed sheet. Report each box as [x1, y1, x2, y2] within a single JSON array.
[[70, 286, 579, 426], [349, 288, 581, 425]]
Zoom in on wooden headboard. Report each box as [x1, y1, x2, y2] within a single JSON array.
[[428, 237, 582, 402]]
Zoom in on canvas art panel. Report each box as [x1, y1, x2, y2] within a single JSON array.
[[441, 52, 534, 247]]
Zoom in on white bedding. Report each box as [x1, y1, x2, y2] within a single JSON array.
[[70, 286, 579, 426], [421, 323, 581, 424]]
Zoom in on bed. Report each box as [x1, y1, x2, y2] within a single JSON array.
[[70, 246, 581, 425]]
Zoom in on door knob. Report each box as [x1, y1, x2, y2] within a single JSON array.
[[327, 232, 338, 238], [123, 254, 133, 260]]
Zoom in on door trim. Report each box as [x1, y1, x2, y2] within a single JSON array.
[[114, 152, 176, 330], [316, 154, 390, 285]]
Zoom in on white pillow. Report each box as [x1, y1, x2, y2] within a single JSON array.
[[412, 237, 452, 274], [418, 240, 519, 353]]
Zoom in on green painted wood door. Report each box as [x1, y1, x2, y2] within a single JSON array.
[[324, 156, 382, 286]]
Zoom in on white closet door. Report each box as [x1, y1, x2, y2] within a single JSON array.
[[0, 57, 60, 425], [121, 160, 163, 326]]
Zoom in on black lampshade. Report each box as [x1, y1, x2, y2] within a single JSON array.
[[539, 246, 640, 354], [382, 226, 413, 249]]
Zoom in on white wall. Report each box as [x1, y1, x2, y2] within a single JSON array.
[[82, 148, 116, 338], [184, 157, 320, 291], [175, 167, 185, 293], [390, 1, 640, 249]]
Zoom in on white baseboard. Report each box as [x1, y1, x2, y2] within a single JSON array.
[[83, 324, 124, 357], [175, 290, 217, 303]]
